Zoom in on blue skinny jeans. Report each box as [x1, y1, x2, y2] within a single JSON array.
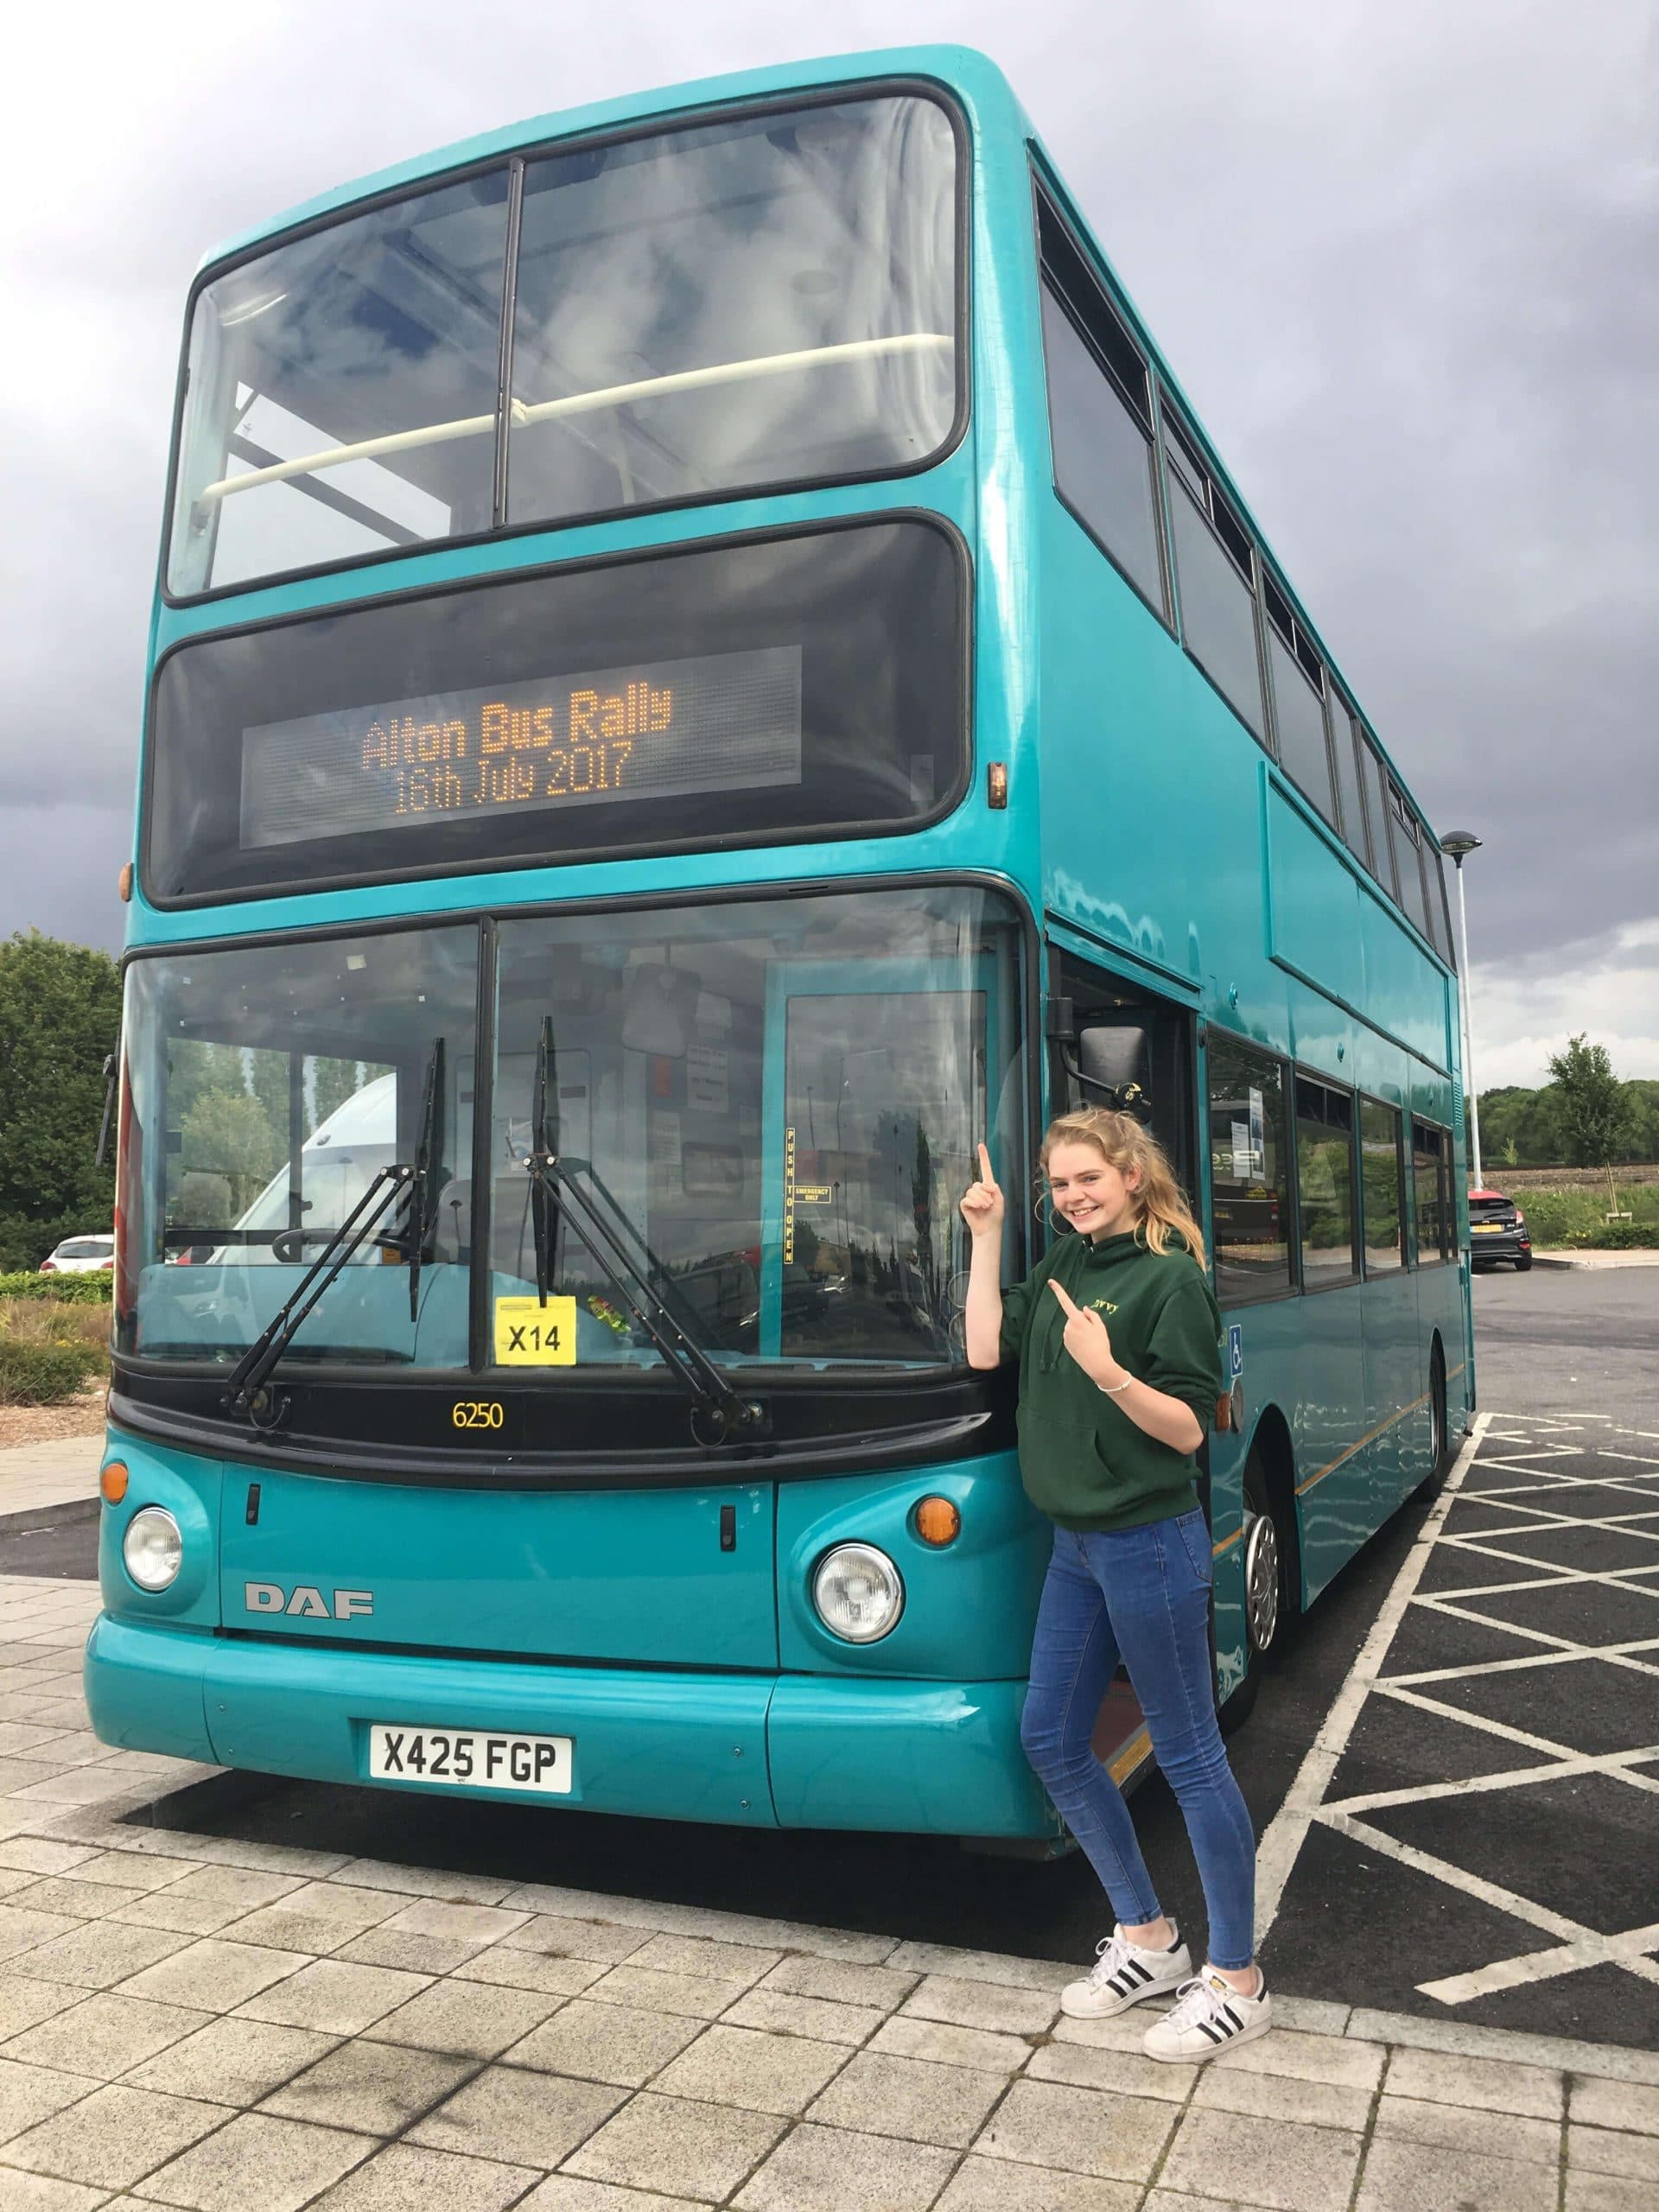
[[1020, 1511, 1257, 1970]]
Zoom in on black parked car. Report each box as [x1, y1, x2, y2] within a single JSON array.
[[1469, 1187, 1533, 1269]]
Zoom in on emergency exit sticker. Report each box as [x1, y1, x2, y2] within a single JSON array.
[[493, 1295, 578, 1365]]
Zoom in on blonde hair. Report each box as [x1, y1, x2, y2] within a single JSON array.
[[1039, 1109, 1208, 1271]]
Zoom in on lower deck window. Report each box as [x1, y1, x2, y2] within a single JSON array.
[[1207, 1036, 1292, 1301]]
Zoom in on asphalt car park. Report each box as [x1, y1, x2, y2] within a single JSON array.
[[6, 1266, 1656, 2052]]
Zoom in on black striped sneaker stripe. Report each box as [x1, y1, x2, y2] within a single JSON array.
[[1108, 1971, 1135, 1995], [1195, 2019, 1225, 2043], [1220, 2003, 1243, 2031], [1126, 1959, 1154, 1985]]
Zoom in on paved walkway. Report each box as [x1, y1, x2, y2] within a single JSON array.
[[1532, 1249, 1659, 1268], [0, 1433, 104, 1516], [0, 1580, 1655, 2207]]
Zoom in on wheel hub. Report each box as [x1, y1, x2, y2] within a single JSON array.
[[1243, 1510, 1280, 1654]]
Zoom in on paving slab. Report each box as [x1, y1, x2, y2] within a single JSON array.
[[502, 1995, 704, 2087], [1353, 2133, 1561, 2212], [868, 2012, 1032, 2075], [135, 2108, 376, 2210], [1157, 2106, 1363, 2212], [407, 2062, 625, 2167], [0, 2054, 103, 2139], [730, 2119, 957, 2211], [1371, 2088, 1561, 2164], [804, 2046, 1004, 2148], [651, 2023, 849, 2114], [359, 1974, 560, 2058], [976, 2078, 1176, 2183], [308, 2139, 542, 2212], [122, 2017, 340, 2107], [563, 2089, 786, 2203], [0, 1990, 211, 2081], [898, 1972, 1058, 2036], [1569, 2124, 1659, 2182], [257, 2036, 475, 2133], [936, 2158, 1141, 2210], [1, 2081, 228, 2191]]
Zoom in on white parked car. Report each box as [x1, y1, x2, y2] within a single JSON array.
[[39, 1234, 115, 1274]]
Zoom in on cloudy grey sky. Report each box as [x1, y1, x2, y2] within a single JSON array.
[[2, 0, 1653, 1085]]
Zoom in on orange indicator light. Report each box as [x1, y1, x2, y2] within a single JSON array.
[[987, 762, 1008, 809], [914, 1496, 961, 1547], [100, 1461, 129, 1504]]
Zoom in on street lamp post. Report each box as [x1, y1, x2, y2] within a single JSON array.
[[1440, 830, 1484, 1190]]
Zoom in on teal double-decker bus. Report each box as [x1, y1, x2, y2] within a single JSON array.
[[92, 47, 1473, 1840]]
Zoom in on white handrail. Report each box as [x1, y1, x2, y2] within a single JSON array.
[[194, 331, 952, 506]]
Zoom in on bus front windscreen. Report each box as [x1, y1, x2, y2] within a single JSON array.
[[114, 886, 1025, 1382], [166, 92, 959, 598]]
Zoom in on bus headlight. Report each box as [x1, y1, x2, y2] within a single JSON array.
[[123, 1507, 183, 1592], [812, 1543, 904, 1643]]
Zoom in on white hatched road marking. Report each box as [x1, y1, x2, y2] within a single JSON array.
[[1252, 1411, 1489, 1943], [1255, 1410, 1659, 2006]]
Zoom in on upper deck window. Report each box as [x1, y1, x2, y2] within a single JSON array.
[[168, 175, 512, 598], [506, 96, 957, 530], [1163, 410, 1268, 741], [1034, 195, 1166, 619], [1262, 575, 1336, 827], [166, 92, 959, 601]]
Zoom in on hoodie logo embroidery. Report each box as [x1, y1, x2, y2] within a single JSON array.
[[1089, 1299, 1119, 1316]]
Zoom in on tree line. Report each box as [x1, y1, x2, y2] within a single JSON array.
[[1478, 1039, 1659, 1170]]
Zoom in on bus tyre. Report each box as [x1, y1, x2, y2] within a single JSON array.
[[1414, 1346, 1452, 1502], [1218, 1452, 1292, 1733]]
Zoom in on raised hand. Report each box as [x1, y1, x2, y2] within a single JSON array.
[[959, 1141, 1006, 1242], [1047, 1278, 1122, 1389]]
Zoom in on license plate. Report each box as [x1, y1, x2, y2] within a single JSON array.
[[1471, 1223, 1503, 1234], [367, 1724, 572, 1795]]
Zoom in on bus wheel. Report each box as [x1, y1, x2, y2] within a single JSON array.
[[1415, 1345, 1452, 1501], [1219, 1452, 1291, 1732]]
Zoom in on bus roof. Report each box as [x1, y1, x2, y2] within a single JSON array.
[[197, 46, 1015, 276]]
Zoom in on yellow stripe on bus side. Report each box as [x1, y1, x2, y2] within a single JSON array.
[[1109, 1728, 1153, 1784]]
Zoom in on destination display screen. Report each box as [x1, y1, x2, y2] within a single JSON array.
[[143, 520, 967, 906], [239, 647, 802, 851]]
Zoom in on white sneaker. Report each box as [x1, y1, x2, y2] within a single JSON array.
[[1142, 1967, 1273, 2062], [1060, 1924, 1193, 2018]]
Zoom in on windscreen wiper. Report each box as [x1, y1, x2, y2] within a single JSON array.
[[223, 1164, 416, 1427], [406, 1037, 445, 1324], [526, 1020, 766, 1448], [225, 1038, 443, 1428]]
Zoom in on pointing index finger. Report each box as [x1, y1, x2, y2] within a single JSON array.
[[1047, 1280, 1080, 1317], [976, 1141, 995, 1184]]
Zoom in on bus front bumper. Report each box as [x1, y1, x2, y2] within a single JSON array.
[[85, 1614, 1052, 1839]]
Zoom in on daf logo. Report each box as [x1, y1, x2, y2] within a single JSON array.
[[245, 1581, 373, 1620]]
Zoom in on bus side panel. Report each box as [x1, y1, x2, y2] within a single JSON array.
[[1034, 506, 1204, 988], [1361, 1268, 1427, 1522]]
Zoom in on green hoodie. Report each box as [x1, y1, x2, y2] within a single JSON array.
[[999, 1229, 1224, 1533]]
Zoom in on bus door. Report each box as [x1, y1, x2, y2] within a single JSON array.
[[1046, 949, 1204, 1777], [759, 959, 1002, 1365]]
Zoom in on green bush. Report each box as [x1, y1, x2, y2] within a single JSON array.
[[0, 1270, 112, 1303], [1557, 1218, 1658, 1251], [0, 1338, 101, 1405], [1516, 1184, 1659, 1249]]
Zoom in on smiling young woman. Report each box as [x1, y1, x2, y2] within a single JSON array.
[[961, 1107, 1273, 2063]]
